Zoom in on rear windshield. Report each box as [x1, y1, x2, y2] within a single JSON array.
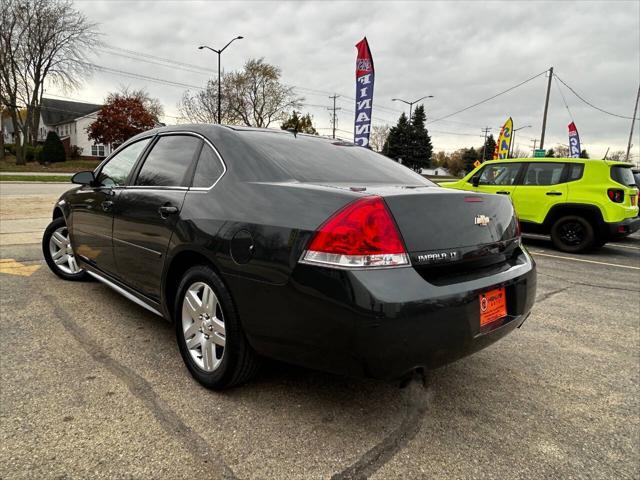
[[610, 165, 636, 187], [241, 132, 432, 185]]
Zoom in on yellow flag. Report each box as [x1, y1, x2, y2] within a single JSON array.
[[493, 117, 513, 159]]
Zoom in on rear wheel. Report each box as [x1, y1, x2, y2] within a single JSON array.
[[550, 215, 595, 253], [42, 217, 87, 281], [175, 265, 259, 389]]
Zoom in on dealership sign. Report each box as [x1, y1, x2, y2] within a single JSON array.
[[354, 37, 374, 147], [568, 122, 581, 158]]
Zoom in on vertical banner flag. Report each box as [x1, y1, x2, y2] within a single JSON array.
[[493, 117, 513, 159], [354, 37, 374, 147], [568, 122, 581, 158]]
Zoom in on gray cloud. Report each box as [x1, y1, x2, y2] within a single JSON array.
[[55, 0, 640, 159]]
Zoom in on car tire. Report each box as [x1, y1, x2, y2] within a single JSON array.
[[42, 217, 87, 281], [175, 265, 260, 389], [550, 215, 595, 253]]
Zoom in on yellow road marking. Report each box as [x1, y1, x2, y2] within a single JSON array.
[[0, 259, 41, 277], [530, 251, 640, 271]]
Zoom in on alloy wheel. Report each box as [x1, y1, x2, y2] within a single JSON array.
[[181, 282, 226, 372], [48, 226, 82, 275], [557, 221, 586, 246]]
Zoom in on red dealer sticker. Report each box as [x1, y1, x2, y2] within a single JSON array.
[[479, 287, 507, 327]]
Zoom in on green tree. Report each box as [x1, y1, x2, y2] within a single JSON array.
[[280, 110, 317, 134], [42, 131, 65, 163], [481, 134, 496, 161], [545, 148, 555, 158], [383, 112, 411, 163], [461, 147, 479, 173], [579, 149, 589, 159], [407, 105, 433, 171]]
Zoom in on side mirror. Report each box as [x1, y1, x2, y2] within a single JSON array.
[[71, 170, 95, 186], [472, 175, 480, 187]]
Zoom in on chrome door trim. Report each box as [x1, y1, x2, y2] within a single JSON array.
[[87, 270, 164, 318]]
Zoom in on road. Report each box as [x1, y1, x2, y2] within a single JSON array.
[[1, 182, 639, 479]]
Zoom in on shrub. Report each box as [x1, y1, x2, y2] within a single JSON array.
[[34, 146, 44, 164], [25, 145, 37, 161], [4, 143, 16, 155], [69, 145, 83, 159], [42, 131, 66, 163]]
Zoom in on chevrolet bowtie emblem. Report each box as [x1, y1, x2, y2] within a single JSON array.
[[474, 214, 491, 226]]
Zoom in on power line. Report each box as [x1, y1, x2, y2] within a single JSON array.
[[555, 74, 640, 120], [427, 69, 549, 124], [553, 74, 574, 123]]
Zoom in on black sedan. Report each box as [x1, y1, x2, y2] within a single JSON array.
[[43, 125, 536, 389]]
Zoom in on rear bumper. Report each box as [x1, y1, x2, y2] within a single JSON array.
[[607, 216, 640, 237], [234, 247, 537, 380]]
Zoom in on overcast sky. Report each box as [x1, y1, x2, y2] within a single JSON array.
[[51, 0, 640, 160]]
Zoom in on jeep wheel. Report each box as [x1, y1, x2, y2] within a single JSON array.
[[550, 215, 595, 253]]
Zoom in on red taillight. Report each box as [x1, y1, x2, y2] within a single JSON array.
[[301, 196, 409, 268], [631, 194, 637, 206], [607, 189, 624, 203]]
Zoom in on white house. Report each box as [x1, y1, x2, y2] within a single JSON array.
[[2, 98, 110, 158]]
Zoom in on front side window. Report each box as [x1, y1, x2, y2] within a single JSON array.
[[475, 163, 521, 186], [97, 138, 151, 188], [523, 162, 565, 186], [192, 144, 224, 188], [135, 135, 202, 187]]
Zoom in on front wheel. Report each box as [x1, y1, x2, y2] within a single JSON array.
[[42, 217, 87, 281], [175, 265, 260, 389], [550, 215, 595, 253]]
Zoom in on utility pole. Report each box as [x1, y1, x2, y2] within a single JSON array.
[[530, 139, 538, 157], [625, 84, 639, 162], [539, 66, 553, 150], [481, 127, 491, 161], [328, 94, 341, 139]]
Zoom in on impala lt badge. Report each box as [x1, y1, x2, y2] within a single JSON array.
[[475, 214, 491, 226]]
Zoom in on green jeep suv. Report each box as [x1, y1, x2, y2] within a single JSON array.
[[441, 158, 639, 253]]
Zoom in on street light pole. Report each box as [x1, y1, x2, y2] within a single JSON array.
[[198, 36, 244, 124], [392, 95, 434, 120], [510, 125, 532, 158]]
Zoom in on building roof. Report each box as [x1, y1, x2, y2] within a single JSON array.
[[41, 98, 102, 126]]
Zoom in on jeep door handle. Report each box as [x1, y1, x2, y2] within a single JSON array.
[[101, 200, 114, 211], [158, 205, 179, 217], [546, 191, 563, 196], [496, 191, 510, 195]]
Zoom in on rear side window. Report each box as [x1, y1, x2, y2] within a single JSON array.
[[192, 144, 224, 188], [523, 163, 564, 185], [610, 165, 636, 187], [475, 163, 521, 185], [567, 163, 584, 182], [97, 138, 151, 187], [240, 132, 431, 185], [136, 135, 201, 187]]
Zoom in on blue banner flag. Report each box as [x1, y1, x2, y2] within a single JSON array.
[[354, 37, 374, 147], [568, 122, 581, 158]]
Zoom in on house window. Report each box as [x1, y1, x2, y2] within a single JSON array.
[[91, 144, 105, 157]]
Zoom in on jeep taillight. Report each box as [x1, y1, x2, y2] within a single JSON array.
[[607, 189, 624, 203], [631, 193, 637, 206], [300, 196, 409, 268]]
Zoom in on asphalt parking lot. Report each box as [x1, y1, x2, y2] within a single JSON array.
[[1, 182, 638, 479]]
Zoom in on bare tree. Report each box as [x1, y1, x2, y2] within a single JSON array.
[[179, 79, 231, 124], [0, 0, 99, 164], [369, 124, 390, 152]]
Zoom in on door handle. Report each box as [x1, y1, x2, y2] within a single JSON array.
[[101, 200, 114, 211], [496, 191, 510, 195], [546, 191, 563, 196], [158, 205, 179, 218]]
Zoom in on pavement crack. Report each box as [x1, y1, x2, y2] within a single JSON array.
[[535, 286, 571, 304], [331, 374, 433, 480], [47, 295, 238, 480]]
